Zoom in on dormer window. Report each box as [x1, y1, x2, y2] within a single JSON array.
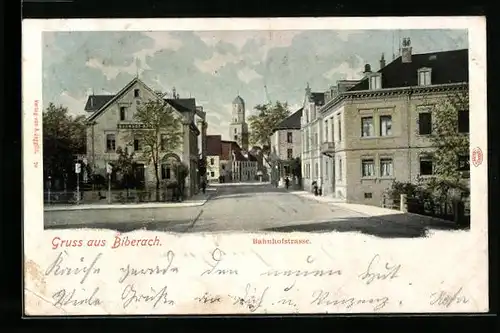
[[369, 73, 382, 90], [418, 68, 432, 86], [134, 89, 140, 98]]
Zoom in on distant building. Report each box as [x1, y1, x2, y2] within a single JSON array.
[[205, 135, 258, 182], [84, 77, 206, 197], [229, 95, 249, 151], [302, 39, 469, 206], [270, 107, 303, 179]]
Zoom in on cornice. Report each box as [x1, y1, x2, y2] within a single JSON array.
[[319, 82, 468, 114]]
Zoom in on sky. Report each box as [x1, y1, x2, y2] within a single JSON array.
[[43, 29, 468, 140]]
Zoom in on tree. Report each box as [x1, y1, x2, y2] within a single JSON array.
[[130, 98, 182, 201], [43, 103, 87, 190], [248, 101, 290, 165], [425, 88, 470, 200], [114, 147, 136, 197]]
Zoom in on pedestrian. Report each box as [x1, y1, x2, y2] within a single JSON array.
[[201, 179, 207, 194], [312, 180, 318, 196], [285, 176, 290, 190]]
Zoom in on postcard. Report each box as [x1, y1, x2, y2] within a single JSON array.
[[22, 17, 488, 315]]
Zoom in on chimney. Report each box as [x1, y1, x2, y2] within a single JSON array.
[[363, 64, 372, 77], [401, 37, 412, 63], [379, 53, 386, 70], [172, 87, 177, 98]]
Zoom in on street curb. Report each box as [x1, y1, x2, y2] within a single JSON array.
[[44, 200, 209, 212]]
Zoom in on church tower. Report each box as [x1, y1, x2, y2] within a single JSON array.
[[229, 95, 249, 150]]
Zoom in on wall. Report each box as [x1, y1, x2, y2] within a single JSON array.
[[207, 155, 220, 181]]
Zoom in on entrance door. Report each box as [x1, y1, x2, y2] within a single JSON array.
[[134, 164, 145, 189]]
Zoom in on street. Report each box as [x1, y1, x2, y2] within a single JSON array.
[[45, 183, 459, 237]]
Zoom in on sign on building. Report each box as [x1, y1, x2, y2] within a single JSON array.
[[106, 163, 113, 174], [75, 163, 81, 174]]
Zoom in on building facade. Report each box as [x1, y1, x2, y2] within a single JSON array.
[[229, 95, 249, 151], [301, 40, 469, 206], [300, 84, 326, 192], [205, 135, 258, 182], [270, 108, 303, 179], [84, 77, 205, 197]]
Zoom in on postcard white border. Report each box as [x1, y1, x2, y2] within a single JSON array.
[[22, 17, 488, 315]]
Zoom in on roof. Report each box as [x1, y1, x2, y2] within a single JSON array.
[[310, 93, 325, 106], [206, 135, 222, 156], [273, 108, 303, 132], [233, 95, 245, 105], [349, 49, 469, 91], [220, 140, 246, 161], [84, 95, 115, 112], [165, 98, 196, 113]]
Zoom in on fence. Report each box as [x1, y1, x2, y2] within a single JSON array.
[[44, 187, 186, 205], [382, 193, 470, 226]]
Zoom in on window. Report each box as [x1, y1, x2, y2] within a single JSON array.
[[119, 107, 126, 121], [314, 163, 318, 178], [369, 74, 382, 90], [380, 158, 393, 177], [210, 171, 215, 177], [106, 134, 116, 152], [338, 118, 342, 141], [287, 132, 293, 143], [418, 112, 432, 135], [458, 110, 469, 133], [325, 160, 329, 179], [160, 134, 167, 151], [210, 158, 214, 165], [234, 128, 237, 134], [234, 135, 238, 140], [361, 117, 374, 137], [418, 69, 432, 86], [364, 193, 373, 199], [380, 115, 392, 136], [331, 120, 335, 142], [419, 156, 433, 175], [324, 121, 329, 142], [457, 155, 470, 171], [314, 133, 318, 146], [134, 89, 140, 98], [287, 148, 293, 159], [133, 137, 142, 151], [338, 158, 342, 180], [361, 159, 375, 177], [161, 164, 171, 179]]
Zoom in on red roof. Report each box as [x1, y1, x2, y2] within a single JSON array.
[[206, 135, 222, 156], [221, 140, 246, 161]]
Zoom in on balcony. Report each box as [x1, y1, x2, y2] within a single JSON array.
[[321, 141, 335, 155]]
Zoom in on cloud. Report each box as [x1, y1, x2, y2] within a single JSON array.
[[323, 55, 365, 80], [194, 52, 241, 74], [237, 67, 262, 83], [59, 91, 87, 116]]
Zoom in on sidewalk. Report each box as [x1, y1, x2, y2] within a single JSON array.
[[44, 191, 215, 212], [290, 190, 457, 228], [209, 182, 270, 187]]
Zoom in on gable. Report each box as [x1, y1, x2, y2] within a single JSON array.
[[86, 78, 184, 123]]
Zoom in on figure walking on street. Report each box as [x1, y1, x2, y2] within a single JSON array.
[[201, 178, 207, 194], [285, 176, 290, 190]]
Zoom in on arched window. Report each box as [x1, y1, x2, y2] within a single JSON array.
[[161, 153, 181, 180]]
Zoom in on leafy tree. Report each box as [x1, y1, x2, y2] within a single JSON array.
[[114, 147, 136, 197], [43, 103, 86, 189], [130, 98, 182, 201], [248, 101, 290, 165], [425, 89, 470, 200]]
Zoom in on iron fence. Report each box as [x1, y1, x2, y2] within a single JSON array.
[[44, 188, 187, 205]]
